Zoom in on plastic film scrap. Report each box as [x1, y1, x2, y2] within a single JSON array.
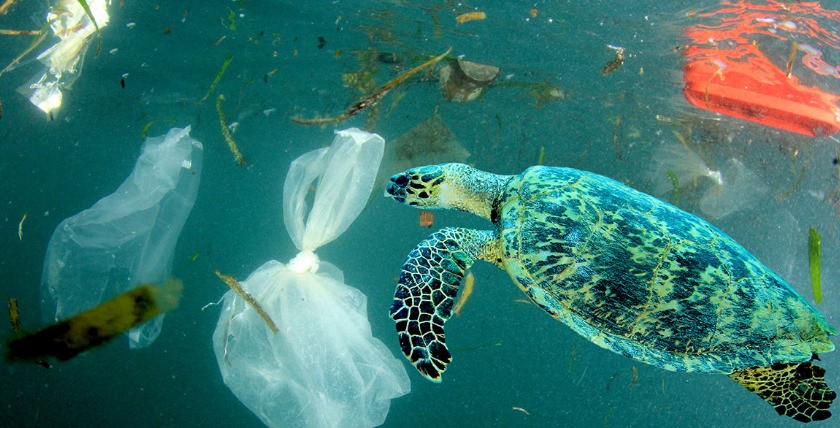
[[41, 127, 202, 349]]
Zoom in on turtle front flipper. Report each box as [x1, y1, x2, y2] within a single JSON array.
[[390, 227, 499, 382], [729, 361, 835, 422]]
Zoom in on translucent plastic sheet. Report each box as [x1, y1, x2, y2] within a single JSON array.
[[41, 127, 203, 348], [214, 128, 410, 428], [20, 0, 111, 115]]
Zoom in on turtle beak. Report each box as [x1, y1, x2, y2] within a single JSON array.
[[385, 173, 409, 203]]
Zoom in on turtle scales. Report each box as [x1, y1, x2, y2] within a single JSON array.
[[386, 163, 836, 423]]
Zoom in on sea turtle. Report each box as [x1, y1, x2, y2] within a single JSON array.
[[385, 163, 836, 422]]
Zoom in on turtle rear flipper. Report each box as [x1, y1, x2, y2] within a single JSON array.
[[729, 362, 835, 422], [390, 227, 498, 382]]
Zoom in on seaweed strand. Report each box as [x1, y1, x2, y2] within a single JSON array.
[[214, 270, 279, 333], [292, 47, 452, 125]]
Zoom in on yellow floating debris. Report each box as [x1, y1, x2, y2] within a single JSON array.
[[453, 269, 474, 316], [455, 11, 486, 24], [6, 280, 183, 363], [0, 0, 19, 15], [0, 29, 40, 35]]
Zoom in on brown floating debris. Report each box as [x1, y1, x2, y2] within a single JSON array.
[[602, 45, 625, 75], [6, 280, 183, 363], [440, 58, 500, 103], [8, 298, 20, 332], [785, 41, 798, 78], [215, 95, 246, 166], [214, 270, 278, 333], [292, 47, 452, 125]]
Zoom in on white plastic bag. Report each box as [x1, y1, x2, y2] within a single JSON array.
[[41, 126, 203, 348], [20, 0, 111, 115], [213, 128, 410, 428]]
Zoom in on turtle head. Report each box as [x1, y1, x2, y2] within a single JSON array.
[[386, 163, 509, 219], [386, 164, 447, 207]]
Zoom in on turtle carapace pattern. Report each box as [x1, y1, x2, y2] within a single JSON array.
[[385, 163, 836, 423]]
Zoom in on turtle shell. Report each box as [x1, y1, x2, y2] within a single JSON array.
[[496, 166, 836, 373]]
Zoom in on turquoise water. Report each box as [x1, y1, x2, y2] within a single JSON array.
[[1, 1, 839, 426]]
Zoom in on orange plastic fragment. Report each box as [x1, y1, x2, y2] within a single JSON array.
[[455, 11, 486, 24], [682, 0, 840, 137], [419, 211, 434, 227]]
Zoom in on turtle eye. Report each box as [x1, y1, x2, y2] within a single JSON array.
[[393, 174, 409, 187]]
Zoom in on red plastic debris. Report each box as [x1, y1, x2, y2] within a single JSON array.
[[682, 1, 840, 137]]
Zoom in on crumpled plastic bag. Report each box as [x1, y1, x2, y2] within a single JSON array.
[[19, 0, 111, 115], [41, 126, 203, 348], [213, 128, 410, 428]]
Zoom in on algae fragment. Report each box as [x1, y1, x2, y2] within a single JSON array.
[[809, 227, 822, 304]]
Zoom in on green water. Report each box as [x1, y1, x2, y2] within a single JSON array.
[[1, 1, 838, 426]]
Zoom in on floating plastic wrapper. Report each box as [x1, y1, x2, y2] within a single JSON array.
[[682, 0, 840, 136], [439, 58, 500, 103], [213, 128, 410, 428], [41, 127, 203, 348], [18, 0, 111, 115]]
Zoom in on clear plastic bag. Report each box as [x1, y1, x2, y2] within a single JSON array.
[[19, 0, 111, 115], [41, 126, 203, 348], [213, 128, 410, 428]]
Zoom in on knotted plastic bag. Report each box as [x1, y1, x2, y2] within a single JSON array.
[[41, 126, 203, 348], [213, 128, 410, 428]]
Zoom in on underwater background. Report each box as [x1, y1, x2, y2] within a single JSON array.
[[1, 0, 838, 427]]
